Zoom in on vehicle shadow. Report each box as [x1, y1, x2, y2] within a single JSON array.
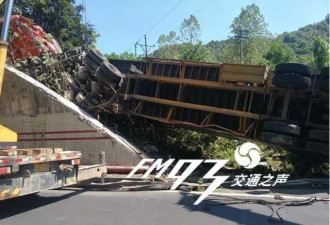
[[0, 189, 84, 220], [176, 191, 303, 225]]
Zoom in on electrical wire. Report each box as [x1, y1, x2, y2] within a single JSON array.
[[149, 0, 216, 53], [201, 195, 329, 223], [193, 0, 215, 15], [126, 0, 186, 53]]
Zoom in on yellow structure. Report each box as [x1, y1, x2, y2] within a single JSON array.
[[0, 0, 17, 145], [0, 41, 8, 95], [0, 124, 17, 142]]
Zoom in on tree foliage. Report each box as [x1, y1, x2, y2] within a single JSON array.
[[227, 4, 271, 64], [1, 0, 98, 50], [153, 15, 213, 62], [230, 3, 270, 38], [311, 36, 329, 73], [152, 42, 215, 62], [105, 51, 142, 61], [264, 41, 296, 68], [157, 31, 177, 46], [277, 15, 329, 58], [179, 15, 201, 43]]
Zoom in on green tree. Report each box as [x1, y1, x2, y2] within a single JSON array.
[[311, 36, 329, 72], [228, 4, 271, 64], [152, 42, 215, 62], [230, 4, 269, 38], [264, 41, 296, 68], [157, 31, 178, 46], [1, 0, 98, 50], [105, 51, 142, 60], [179, 15, 201, 43], [178, 42, 215, 62], [153, 15, 214, 62]]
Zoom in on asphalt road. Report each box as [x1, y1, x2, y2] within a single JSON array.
[[0, 189, 328, 225]]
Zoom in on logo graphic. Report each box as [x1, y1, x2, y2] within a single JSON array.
[[126, 142, 286, 205], [234, 142, 261, 169]]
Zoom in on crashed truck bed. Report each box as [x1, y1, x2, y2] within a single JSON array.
[[0, 65, 147, 167], [110, 58, 329, 154]]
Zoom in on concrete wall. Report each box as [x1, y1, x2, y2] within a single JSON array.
[[0, 66, 146, 166]]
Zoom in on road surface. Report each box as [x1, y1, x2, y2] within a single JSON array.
[[0, 189, 328, 225]]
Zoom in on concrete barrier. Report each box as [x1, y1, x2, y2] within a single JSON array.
[[0, 66, 146, 166]]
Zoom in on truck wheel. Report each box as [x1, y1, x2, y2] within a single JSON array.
[[75, 92, 85, 104], [84, 55, 100, 73], [263, 120, 301, 136], [91, 82, 101, 95], [75, 92, 93, 108], [305, 141, 329, 154], [96, 68, 118, 90], [87, 48, 108, 65], [272, 73, 311, 89], [95, 67, 109, 84], [308, 130, 329, 142], [100, 62, 124, 83], [78, 66, 91, 81], [315, 78, 329, 93], [275, 63, 313, 77], [262, 132, 299, 146]]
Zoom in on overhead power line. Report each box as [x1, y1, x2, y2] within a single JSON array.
[[193, 0, 215, 15], [126, 0, 186, 53], [149, 0, 216, 48]]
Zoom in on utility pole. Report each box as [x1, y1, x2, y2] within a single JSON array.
[[144, 35, 148, 58], [135, 42, 137, 57], [135, 35, 155, 58]]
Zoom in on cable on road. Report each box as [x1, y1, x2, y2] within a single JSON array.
[[202, 195, 330, 223]]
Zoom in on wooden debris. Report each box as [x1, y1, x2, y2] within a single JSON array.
[[53, 148, 63, 153], [16, 149, 34, 156], [0, 150, 18, 156], [32, 148, 53, 155]]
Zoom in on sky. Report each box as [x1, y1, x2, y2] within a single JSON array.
[[82, 0, 329, 55]]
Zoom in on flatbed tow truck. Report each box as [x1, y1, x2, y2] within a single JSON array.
[[0, 0, 106, 201]]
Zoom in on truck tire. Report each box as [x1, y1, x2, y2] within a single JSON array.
[[305, 141, 329, 154], [272, 73, 311, 89], [262, 132, 299, 146], [84, 55, 99, 73], [72, 80, 82, 92], [65, 77, 81, 92], [308, 130, 329, 142], [95, 67, 109, 84], [275, 63, 313, 77], [96, 68, 118, 90], [87, 48, 107, 65], [315, 78, 329, 93], [263, 120, 301, 136], [100, 62, 123, 83]]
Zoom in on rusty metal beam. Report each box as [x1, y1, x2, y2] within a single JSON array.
[[125, 73, 268, 93], [125, 94, 268, 120], [131, 112, 244, 136]]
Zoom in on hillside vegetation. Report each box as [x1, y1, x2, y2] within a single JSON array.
[[108, 4, 329, 177]]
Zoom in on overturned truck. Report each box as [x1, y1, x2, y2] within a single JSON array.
[[3, 15, 327, 156], [66, 48, 329, 155]]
